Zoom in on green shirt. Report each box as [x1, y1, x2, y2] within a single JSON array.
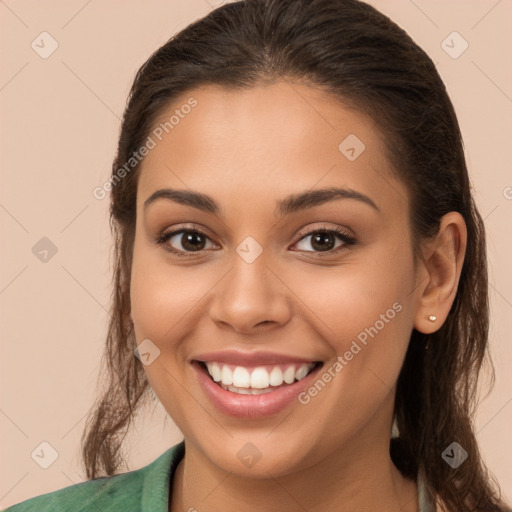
[[4, 440, 436, 511], [3, 441, 186, 512]]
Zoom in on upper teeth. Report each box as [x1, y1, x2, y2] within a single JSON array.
[[204, 362, 316, 389]]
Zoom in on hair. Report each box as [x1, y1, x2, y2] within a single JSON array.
[[80, 1, 509, 510]]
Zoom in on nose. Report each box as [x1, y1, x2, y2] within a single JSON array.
[[209, 250, 292, 335]]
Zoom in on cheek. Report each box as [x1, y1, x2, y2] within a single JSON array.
[[129, 242, 208, 344], [294, 269, 411, 368], [290, 285, 411, 444], [290, 239, 414, 339], [287, 246, 415, 409], [128, 242, 210, 422]]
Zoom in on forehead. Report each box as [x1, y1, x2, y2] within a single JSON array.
[[137, 81, 408, 218]]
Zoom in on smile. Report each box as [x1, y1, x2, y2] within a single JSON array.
[[201, 361, 319, 395], [192, 355, 324, 419]]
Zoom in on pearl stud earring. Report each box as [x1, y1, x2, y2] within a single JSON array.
[[428, 315, 437, 322]]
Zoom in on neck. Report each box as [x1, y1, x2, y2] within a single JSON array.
[[170, 432, 418, 512]]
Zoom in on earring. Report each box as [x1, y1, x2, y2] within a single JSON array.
[[428, 315, 437, 322]]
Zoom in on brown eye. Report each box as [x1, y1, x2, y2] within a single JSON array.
[[157, 229, 217, 255], [174, 231, 207, 251], [293, 228, 355, 254]]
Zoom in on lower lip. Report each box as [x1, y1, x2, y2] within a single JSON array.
[[192, 361, 323, 419]]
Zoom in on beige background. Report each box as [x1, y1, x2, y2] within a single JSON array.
[[1, 0, 511, 508]]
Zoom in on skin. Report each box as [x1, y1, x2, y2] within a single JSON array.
[[129, 80, 466, 512]]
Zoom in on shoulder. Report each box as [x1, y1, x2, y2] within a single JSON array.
[[3, 442, 185, 512], [4, 468, 143, 512]]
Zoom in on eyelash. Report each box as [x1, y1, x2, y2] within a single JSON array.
[[155, 225, 356, 258]]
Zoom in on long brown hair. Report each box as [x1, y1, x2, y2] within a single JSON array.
[[81, 1, 508, 510]]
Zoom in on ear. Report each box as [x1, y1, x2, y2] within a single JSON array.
[[413, 212, 467, 334]]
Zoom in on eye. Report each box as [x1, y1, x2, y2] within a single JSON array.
[[155, 225, 356, 257], [156, 228, 218, 256], [292, 227, 356, 255]]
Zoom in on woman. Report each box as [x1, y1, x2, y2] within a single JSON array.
[[5, 0, 509, 511]]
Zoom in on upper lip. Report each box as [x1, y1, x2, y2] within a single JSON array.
[[192, 350, 321, 366]]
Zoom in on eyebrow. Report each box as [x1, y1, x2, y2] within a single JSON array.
[[143, 186, 380, 216]]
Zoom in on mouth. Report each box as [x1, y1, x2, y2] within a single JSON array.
[[195, 360, 324, 395]]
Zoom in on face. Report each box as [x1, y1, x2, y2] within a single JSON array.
[[130, 81, 420, 478]]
